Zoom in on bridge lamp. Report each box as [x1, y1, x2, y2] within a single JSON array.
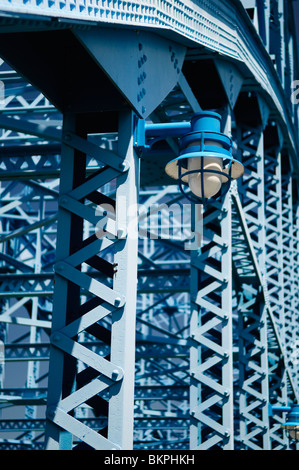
[[165, 112, 244, 204], [281, 404, 299, 442]]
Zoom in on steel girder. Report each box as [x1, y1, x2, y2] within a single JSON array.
[[235, 118, 271, 450], [0, 87, 298, 448], [133, 81, 200, 450], [233, 94, 298, 449], [281, 170, 299, 386], [43, 109, 139, 450], [189, 109, 234, 450], [0, 60, 60, 449], [0, 0, 298, 452], [0, 0, 296, 154], [190, 195, 233, 449]]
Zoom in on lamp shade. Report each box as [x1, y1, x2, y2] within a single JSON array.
[[165, 111, 244, 203]]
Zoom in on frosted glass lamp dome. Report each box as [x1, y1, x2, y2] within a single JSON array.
[[165, 111, 244, 204]]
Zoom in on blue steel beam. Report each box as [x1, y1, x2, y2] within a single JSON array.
[[231, 188, 295, 449], [132, 76, 204, 450], [235, 101, 270, 450], [292, 201, 299, 394], [189, 108, 234, 450], [281, 167, 299, 389], [0, 1, 297, 160], [134, 188, 191, 450], [190, 196, 233, 449], [0, 0, 298, 452], [44, 110, 139, 450]]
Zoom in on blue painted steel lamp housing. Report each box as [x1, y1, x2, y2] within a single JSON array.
[[282, 404, 299, 441], [165, 111, 244, 204]]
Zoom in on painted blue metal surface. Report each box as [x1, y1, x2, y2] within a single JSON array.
[[0, 0, 298, 452], [190, 190, 234, 449]]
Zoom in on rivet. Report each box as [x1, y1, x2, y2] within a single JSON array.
[[112, 369, 120, 380], [60, 196, 68, 205], [55, 263, 64, 272], [119, 160, 126, 170], [52, 333, 61, 343], [117, 228, 126, 239], [47, 407, 56, 420]]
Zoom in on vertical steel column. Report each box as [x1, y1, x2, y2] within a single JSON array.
[[268, 356, 289, 448], [263, 131, 284, 330], [237, 287, 270, 449], [24, 212, 43, 441], [0, 178, 7, 397], [281, 161, 297, 383], [44, 112, 86, 450], [237, 123, 265, 271], [189, 109, 234, 450], [190, 169, 233, 449], [45, 109, 139, 450], [134, 187, 191, 449], [263, 126, 290, 449], [292, 197, 299, 392], [236, 117, 270, 449], [107, 110, 139, 449]]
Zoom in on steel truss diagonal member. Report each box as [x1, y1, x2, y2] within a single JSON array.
[[235, 96, 270, 450], [45, 110, 139, 450], [190, 194, 233, 449], [189, 109, 233, 450]]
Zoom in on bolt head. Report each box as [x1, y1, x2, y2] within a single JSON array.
[[111, 369, 120, 380], [119, 160, 129, 171], [114, 296, 123, 307], [117, 228, 126, 239], [60, 196, 68, 205], [55, 262, 64, 272], [47, 407, 56, 420], [52, 333, 61, 343]]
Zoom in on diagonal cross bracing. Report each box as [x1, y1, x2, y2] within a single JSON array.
[[44, 110, 139, 450]]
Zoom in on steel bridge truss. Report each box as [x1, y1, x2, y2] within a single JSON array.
[[0, 0, 298, 452]]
